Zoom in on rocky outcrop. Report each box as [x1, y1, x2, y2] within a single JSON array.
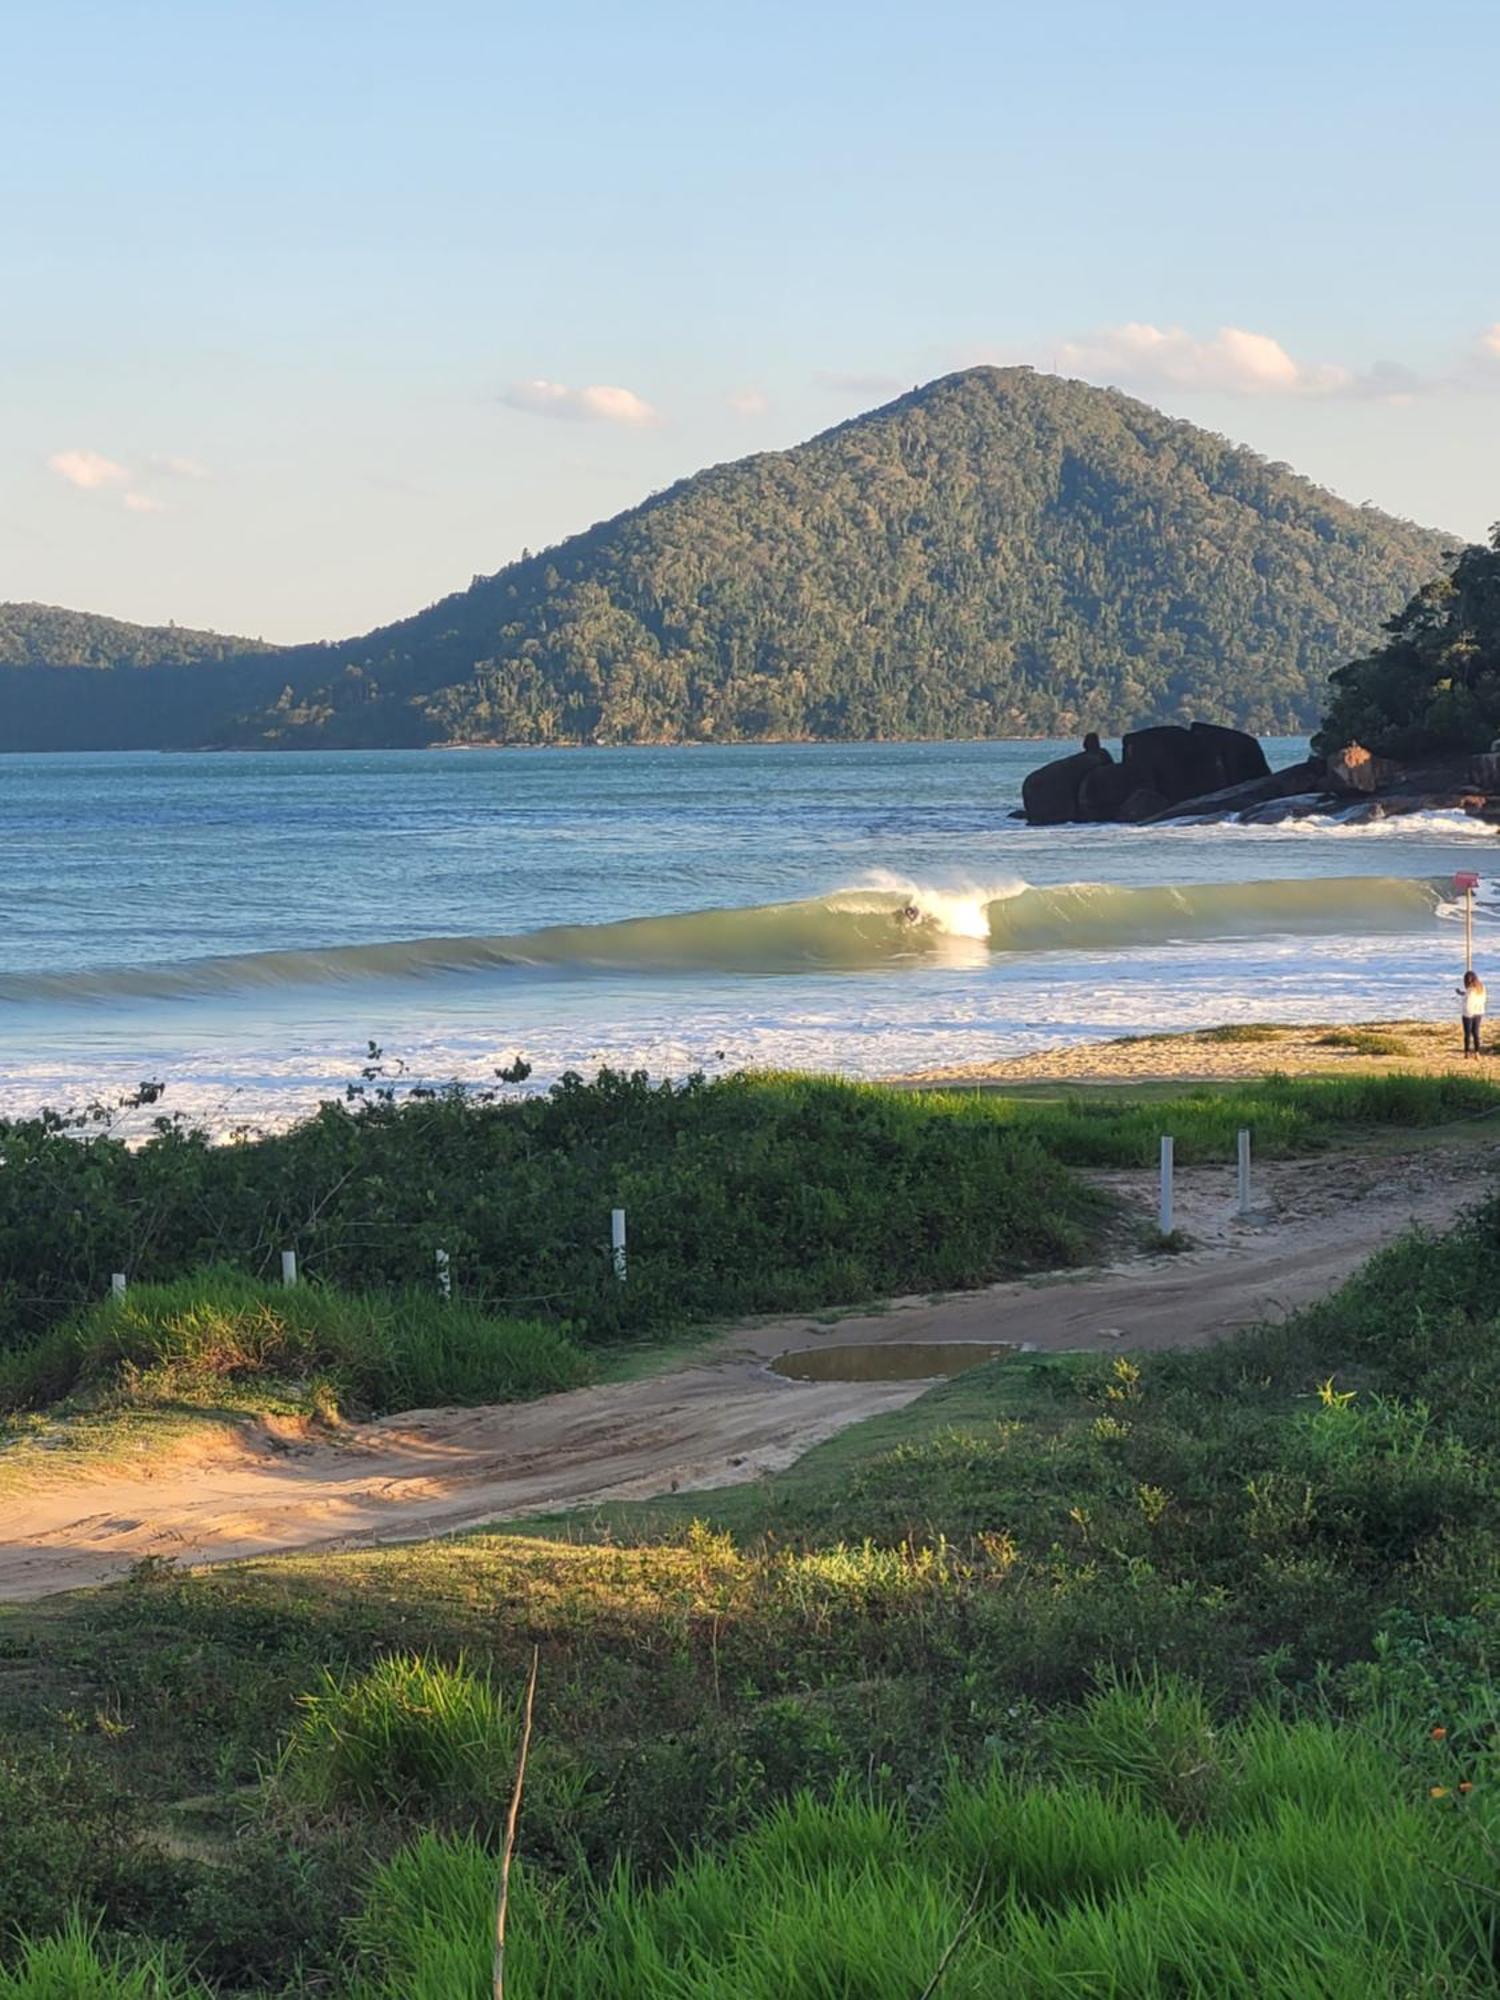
[[1326, 743, 1402, 794], [1021, 724, 1271, 824], [1020, 733, 1114, 825]]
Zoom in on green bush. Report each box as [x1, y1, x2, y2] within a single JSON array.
[[0, 1072, 1103, 1351]]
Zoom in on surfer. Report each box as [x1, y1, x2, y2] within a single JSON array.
[[1459, 968, 1487, 1056], [898, 903, 922, 927]]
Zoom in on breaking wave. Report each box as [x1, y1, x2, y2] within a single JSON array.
[[0, 874, 1449, 1006]]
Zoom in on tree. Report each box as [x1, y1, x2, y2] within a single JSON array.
[[1315, 528, 1500, 758]]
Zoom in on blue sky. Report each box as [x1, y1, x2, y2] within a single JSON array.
[[4, 0, 1498, 641]]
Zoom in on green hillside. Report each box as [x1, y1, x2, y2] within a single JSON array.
[[0, 606, 282, 752], [1, 370, 1452, 749]]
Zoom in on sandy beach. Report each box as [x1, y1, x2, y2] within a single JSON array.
[[898, 1017, 1485, 1088]]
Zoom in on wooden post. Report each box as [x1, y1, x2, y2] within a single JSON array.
[[1158, 1137, 1174, 1236], [281, 1249, 298, 1287], [611, 1208, 627, 1283], [436, 1248, 451, 1300], [111, 1271, 127, 1299], [1237, 1128, 1251, 1218]]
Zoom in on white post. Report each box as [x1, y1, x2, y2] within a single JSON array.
[[281, 1249, 298, 1287], [111, 1271, 127, 1299], [436, 1247, 451, 1299], [611, 1207, 627, 1283], [1158, 1136, 1174, 1236], [1237, 1128, 1252, 1218]]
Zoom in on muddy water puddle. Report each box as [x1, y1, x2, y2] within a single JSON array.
[[768, 1340, 1015, 1383]]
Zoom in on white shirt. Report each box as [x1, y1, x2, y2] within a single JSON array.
[[1462, 981, 1487, 1018]]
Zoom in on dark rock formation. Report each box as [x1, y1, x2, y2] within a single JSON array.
[[1021, 735, 1113, 825], [1147, 758, 1327, 823], [1021, 723, 1271, 824]]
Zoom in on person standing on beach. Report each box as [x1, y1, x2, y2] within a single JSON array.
[[1459, 968, 1487, 1056]]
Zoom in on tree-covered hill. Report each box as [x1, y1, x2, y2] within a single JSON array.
[[1, 370, 1452, 749], [0, 606, 283, 751], [0, 604, 274, 673], [1315, 530, 1500, 757]]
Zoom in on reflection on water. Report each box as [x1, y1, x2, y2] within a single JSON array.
[[769, 1340, 1014, 1383]]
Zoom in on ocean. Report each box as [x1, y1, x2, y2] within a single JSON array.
[[0, 739, 1491, 1132]]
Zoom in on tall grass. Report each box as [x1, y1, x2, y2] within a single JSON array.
[[0, 1269, 588, 1418], [274, 1652, 590, 1846], [350, 1686, 1500, 1998], [0, 1918, 206, 1998]]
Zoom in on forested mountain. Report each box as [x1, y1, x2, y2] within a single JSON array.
[[1, 370, 1452, 750], [0, 607, 282, 751]]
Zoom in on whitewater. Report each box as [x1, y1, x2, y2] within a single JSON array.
[[1, 739, 1494, 1131]]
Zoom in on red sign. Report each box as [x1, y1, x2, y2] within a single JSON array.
[[1455, 872, 1481, 892]]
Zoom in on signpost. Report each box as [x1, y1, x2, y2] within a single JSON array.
[[1455, 872, 1480, 975]]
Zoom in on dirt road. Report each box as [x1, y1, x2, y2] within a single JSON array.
[[0, 1142, 1488, 1602]]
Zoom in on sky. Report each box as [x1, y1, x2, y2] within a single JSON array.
[[3, 0, 1498, 644]]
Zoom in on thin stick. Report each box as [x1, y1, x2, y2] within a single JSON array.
[[493, 1645, 540, 2000], [916, 1870, 985, 2000]]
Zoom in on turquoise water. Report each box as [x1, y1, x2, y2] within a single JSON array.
[[0, 740, 1490, 1129]]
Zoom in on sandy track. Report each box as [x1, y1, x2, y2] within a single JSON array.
[[0, 1141, 1489, 1603]]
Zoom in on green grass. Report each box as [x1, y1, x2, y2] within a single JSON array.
[[1313, 1028, 1413, 1056], [344, 1689, 1500, 1999], [0, 1269, 589, 1423], [276, 1653, 530, 1831], [0, 1919, 207, 1998], [1195, 1022, 1290, 1044], [969, 1070, 1500, 1167], [4, 1076, 1500, 1991]]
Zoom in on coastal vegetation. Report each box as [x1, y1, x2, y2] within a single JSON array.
[[1, 370, 1446, 750], [1317, 527, 1500, 757], [5, 1194, 1500, 1991], [2, 1068, 1493, 1374]]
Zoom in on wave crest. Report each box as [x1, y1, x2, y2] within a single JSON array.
[[0, 874, 1448, 1006]]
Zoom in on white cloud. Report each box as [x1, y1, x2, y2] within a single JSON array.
[[1477, 325, 1500, 365], [500, 379, 660, 426], [123, 491, 167, 514], [48, 447, 130, 490], [152, 454, 208, 479], [728, 387, 770, 417], [1055, 323, 1355, 398]]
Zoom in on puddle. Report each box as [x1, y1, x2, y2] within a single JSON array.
[[768, 1341, 1016, 1383]]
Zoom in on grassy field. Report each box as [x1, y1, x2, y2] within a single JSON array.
[[5, 1169, 1500, 1992]]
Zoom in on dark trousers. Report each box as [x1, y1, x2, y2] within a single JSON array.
[[1464, 1015, 1483, 1054]]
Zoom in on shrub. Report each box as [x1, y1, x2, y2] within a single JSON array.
[[276, 1653, 526, 1827]]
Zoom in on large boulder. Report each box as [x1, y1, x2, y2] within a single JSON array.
[[1021, 739, 1113, 824], [1189, 721, 1271, 790], [1119, 723, 1268, 806], [1020, 722, 1276, 823], [1118, 726, 1203, 805], [1076, 759, 1134, 821]]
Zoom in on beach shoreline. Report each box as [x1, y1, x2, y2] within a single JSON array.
[[894, 1017, 1484, 1089]]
